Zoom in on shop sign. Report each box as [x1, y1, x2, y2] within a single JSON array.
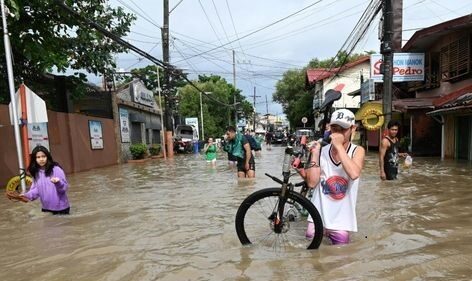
[[119, 108, 130, 143], [132, 82, 154, 107], [371, 53, 425, 82], [361, 79, 376, 104]]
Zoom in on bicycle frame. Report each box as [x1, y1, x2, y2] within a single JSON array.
[[265, 146, 309, 234]]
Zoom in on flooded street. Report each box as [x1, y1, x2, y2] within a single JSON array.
[[1, 145, 471, 281]]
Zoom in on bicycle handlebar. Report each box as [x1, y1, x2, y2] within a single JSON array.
[[264, 173, 284, 185]]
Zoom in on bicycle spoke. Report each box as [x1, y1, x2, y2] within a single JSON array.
[[235, 188, 323, 251]]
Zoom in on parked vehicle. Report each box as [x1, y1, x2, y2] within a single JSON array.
[[272, 131, 287, 145], [174, 125, 198, 153], [295, 128, 316, 145]]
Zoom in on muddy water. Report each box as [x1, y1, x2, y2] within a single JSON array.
[[1, 146, 471, 280]]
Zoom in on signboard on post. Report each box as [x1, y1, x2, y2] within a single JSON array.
[[301, 116, 308, 127], [27, 122, 50, 152], [361, 79, 376, 104], [9, 85, 48, 124], [371, 53, 425, 82], [185, 117, 199, 139]]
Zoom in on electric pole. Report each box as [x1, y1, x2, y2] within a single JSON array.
[[381, 0, 393, 126], [232, 49, 238, 128], [162, 0, 174, 157], [252, 86, 260, 132]]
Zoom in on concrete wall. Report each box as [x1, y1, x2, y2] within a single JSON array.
[[0, 104, 118, 186]]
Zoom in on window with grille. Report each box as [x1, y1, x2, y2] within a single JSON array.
[[440, 36, 470, 81]]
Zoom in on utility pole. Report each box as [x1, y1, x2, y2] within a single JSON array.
[[232, 49, 238, 128], [265, 94, 269, 114], [252, 86, 260, 132], [162, 0, 174, 158], [199, 92, 204, 140], [1, 0, 27, 192], [265, 95, 270, 132], [381, 0, 393, 126]]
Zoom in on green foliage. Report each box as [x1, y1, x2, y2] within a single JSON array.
[[308, 51, 374, 68], [149, 144, 161, 156], [273, 69, 310, 128], [0, 0, 136, 102], [129, 143, 148, 159], [399, 136, 411, 152], [178, 75, 252, 138]]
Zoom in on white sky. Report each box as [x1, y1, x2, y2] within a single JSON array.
[[102, 0, 472, 116]]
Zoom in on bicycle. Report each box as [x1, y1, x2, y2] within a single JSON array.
[[235, 145, 324, 250]]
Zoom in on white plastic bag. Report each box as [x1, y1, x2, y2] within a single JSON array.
[[404, 155, 413, 167]]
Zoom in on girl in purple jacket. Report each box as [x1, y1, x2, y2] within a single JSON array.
[[22, 146, 70, 215]]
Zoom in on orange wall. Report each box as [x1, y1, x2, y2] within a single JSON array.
[[0, 105, 118, 186]]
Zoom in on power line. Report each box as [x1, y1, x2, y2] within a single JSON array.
[[54, 0, 236, 108], [173, 0, 325, 63]]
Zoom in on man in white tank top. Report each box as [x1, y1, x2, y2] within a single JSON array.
[[305, 109, 365, 245]]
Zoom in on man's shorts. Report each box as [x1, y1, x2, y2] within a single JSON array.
[[385, 166, 398, 180], [237, 157, 255, 172]]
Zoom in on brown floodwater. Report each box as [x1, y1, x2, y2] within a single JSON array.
[[1, 145, 471, 280]]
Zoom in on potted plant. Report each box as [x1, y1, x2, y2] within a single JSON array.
[[149, 144, 161, 158], [399, 136, 411, 152], [129, 143, 148, 160]]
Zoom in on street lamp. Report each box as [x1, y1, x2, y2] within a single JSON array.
[[200, 92, 212, 140]]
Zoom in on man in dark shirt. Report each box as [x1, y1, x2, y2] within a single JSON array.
[[379, 120, 408, 180], [225, 126, 255, 178]]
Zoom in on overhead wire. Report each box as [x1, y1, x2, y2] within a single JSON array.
[[173, 0, 325, 63], [54, 0, 236, 108]]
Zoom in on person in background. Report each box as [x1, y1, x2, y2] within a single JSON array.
[[265, 131, 273, 150], [204, 137, 217, 167], [224, 126, 255, 178], [323, 123, 331, 140], [304, 109, 365, 245], [379, 120, 409, 180], [222, 134, 237, 167], [6, 146, 71, 215], [245, 131, 261, 157]]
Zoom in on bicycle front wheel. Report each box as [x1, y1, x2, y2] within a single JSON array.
[[235, 188, 323, 250]]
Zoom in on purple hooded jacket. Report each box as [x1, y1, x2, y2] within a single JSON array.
[[24, 166, 70, 211]]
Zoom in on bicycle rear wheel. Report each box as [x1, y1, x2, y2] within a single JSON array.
[[235, 188, 323, 250]]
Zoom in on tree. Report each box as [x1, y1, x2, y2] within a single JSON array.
[[273, 69, 309, 128], [274, 52, 371, 128], [0, 0, 136, 103], [178, 75, 252, 138]]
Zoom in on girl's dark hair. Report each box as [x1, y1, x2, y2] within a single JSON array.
[[28, 146, 59, 179]]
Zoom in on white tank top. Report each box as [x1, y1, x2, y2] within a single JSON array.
[[310, 143, 359, 232]]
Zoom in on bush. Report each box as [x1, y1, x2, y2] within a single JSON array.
[[149, 144, 161, 156], [129, 143, 148, 159], [399, 136, 411, 152]]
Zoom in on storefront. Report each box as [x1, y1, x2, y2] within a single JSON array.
[[428, 90, 472, 160], [113, 80, 163, 162]]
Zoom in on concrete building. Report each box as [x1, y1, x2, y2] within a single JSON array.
[[401, 14, 472, 160], [306, 56, 371, 131]]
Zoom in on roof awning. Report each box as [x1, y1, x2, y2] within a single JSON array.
[[393, 97, 436, 112], [427, 104, 472, 116], [427, 92, 472, 116]]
